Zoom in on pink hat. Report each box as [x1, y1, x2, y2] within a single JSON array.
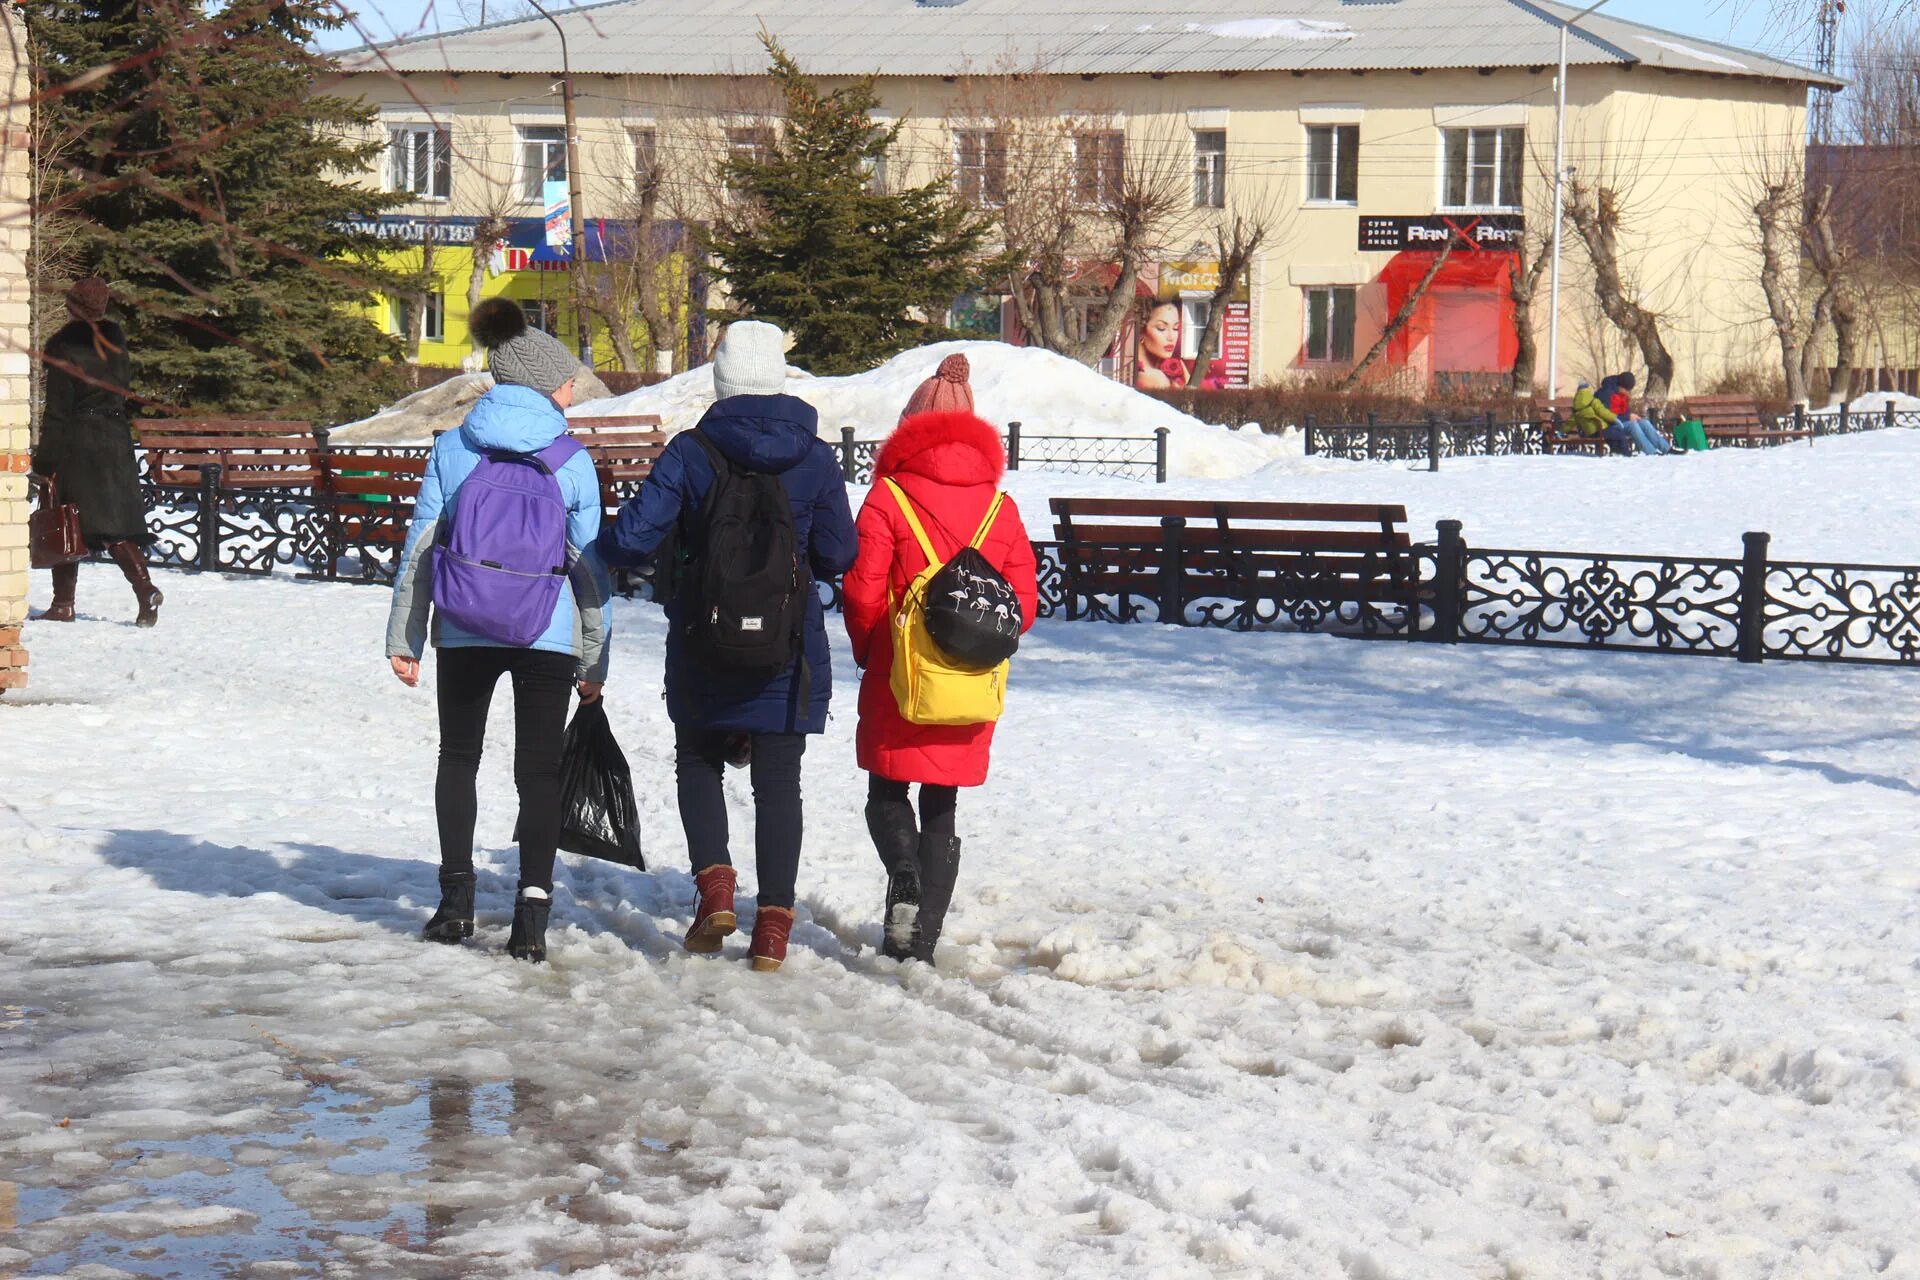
[[899, 353, 974, 425]]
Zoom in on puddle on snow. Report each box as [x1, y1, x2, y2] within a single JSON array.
[[3, 1076, 633, 1277]]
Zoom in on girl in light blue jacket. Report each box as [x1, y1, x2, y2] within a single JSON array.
[[386, 298, 612, 963]]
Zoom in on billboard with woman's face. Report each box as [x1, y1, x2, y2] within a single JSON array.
[[1134, 299, 1188, 390]]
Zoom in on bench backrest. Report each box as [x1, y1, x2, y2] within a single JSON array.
[[1051, 498, 1411, 554], [144, 434, 324, 488], [567, 414, 664, 435], [1680, 395, 1766, 428], [133, 418, 312, 440], [322, 452, 430, 502]]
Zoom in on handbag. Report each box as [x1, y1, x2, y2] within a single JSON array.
[[29, 478, 87, 568]]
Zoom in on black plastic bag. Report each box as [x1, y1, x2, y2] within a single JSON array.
[[553, 698, 644, 869]]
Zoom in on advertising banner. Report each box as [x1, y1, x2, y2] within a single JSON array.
[[1358, 214, 1523, 253], [543, 180, 572, 252]]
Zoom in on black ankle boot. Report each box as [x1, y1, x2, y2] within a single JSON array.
[[422, 870, 475, 943], [507, 892, 550, 963], [865, 798, 921, 961], [910, 836, 961, 965]]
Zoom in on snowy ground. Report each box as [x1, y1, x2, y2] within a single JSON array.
[[7, 443, 1920, 1279]]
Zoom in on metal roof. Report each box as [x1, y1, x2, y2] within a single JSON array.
[[338, 0, 1841, 89]]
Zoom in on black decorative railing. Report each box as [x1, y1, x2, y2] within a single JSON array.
[[835, 422, 1170, 485], [139, 478, 1920, 668]]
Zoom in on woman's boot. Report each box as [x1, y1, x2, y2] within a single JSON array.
[[422, 869, 476, 943], [106, 542, 162, 627], [749, 906, 795, 972], [865, 798, 921, 961], [506, 889, 550, 963], [42, 563, 78, 622], [911, 836, 962, 966], [684, 865, 738, 954]]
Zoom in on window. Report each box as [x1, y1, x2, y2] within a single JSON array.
[[1442, 126, 1523, 210], [725, 126, 776, 197], [389, 292, 444, 344], [953, 129, 1007, 206], [863, 127, 890, 193], [520, 299, 558, 334], [1304, 286, 1356, 363], [1180, 298, 1212, 362], [519, 125, 566, 202], [1306, 124, 1358, 204], [1193, 130, 1226, 207], [631, 127, 658, 197], [388, 126, 451, 201], [1074, 130, 1125, 208]]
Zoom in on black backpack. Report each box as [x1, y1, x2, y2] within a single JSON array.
[[681, 429, 806, 675], [887, 480, 1023, 669]]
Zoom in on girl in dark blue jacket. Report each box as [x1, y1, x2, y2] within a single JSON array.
[[597, 321, 857, 972]]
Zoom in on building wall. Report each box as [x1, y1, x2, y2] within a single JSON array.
[[0, 9, 32, 695], [324, 58, 1810, 397]]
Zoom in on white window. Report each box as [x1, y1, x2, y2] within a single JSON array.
[[631, 127, 658, 197], [1180, 298, 1212, 362], [1073, 130, 1125, 208], [1192, 130, 1226, 208], [519, 125, 566, 202], [863, 127, 890, 193], [520, 299, 558, 334], [388, 126, 451, 201], [1442, 126, 1523, 211], [953, 129, 1007, 206], [1304, 287, 1356, 363], [1306, 124, 1358, 204], [390, 292, 446, 344], [724, 126, 776, 198]]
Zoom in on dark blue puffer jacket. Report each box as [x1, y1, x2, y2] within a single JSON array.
[[596, 394, 858, 734]]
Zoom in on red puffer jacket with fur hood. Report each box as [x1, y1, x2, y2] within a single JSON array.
[[841, 409, 1039, 787]]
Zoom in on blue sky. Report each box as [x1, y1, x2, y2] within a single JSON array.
[[320, 0, 1826, 66]]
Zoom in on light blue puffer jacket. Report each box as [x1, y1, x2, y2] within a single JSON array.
[[385, 384, 612, 680]]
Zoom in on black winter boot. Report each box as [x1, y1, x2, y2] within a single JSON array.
[[910, 836, 962, 966], [422, 870, 476, 943], [507, 891, 550, 963], [865, 798, 922, 962]]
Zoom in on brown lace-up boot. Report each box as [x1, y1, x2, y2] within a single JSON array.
[[684, 865, 738, 954]]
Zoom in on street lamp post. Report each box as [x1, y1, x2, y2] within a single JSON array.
[[1547, 0, 1612, 399], [525, 0, 593, 368]]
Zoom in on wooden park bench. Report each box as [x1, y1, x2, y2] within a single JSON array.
[[1531, 399, 1610, 455], [568, 414, 667, 514], [132, 418, 324, 491], [1050, 497, 1415, 629], [316, 449, 428, 559], [1680, 395, 1811, 448]]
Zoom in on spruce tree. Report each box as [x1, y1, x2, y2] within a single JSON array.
[[24, 0, 406, 423], [704, 38, 999, 376]]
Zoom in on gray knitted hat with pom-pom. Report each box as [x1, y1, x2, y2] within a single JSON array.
[[468, 297, 582, 396]]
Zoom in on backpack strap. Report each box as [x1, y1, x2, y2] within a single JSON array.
[[883, 478, 941, 568], [534, 434, 584, 474], [968, 492, 1007, 550]]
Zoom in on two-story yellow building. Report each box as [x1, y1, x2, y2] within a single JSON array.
[[329, 0, 1836, 395]]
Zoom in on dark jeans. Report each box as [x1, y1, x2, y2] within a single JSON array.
[[675, 727, 806, 909], [866, 774, 958, 843], [435, 646, 576, 893]]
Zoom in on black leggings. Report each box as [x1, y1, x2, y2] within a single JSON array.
[[435, 646, 576, 893], [867, 774, 958, 843], [675, 727, 807, 909]]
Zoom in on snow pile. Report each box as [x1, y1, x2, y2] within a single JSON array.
[[1640, 37, 1749, 70], [572, 340, 1293, 481]]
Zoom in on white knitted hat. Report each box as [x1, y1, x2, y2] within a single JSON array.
[[711, 320, 789, 400]]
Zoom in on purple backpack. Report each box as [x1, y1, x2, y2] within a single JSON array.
[[431, 436, 584, 646]]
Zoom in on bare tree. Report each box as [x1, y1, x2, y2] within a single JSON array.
[[1339, 242, 1452, 390], [1563, 178, 1676, 401], [1752, 172, 1812, 404], [1802, 184, 1859, 402], [949, 70, 1192, 367], [1188, 187, 1293, 388]]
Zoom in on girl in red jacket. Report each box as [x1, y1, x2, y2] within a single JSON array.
[[842, 397, 1038, 965]]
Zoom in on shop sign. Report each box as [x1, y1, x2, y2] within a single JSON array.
[[1359, 214, 1524, 253]]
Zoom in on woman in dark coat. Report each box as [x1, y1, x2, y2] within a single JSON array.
[[31, 279, 161, 626], [597, 321, 858, 973]]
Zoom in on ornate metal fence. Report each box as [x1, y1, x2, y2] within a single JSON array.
[[835, 423, 1169, 485]]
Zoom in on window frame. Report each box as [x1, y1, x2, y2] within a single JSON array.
[[1192, 129, 1227, 208], [630, 126, 658, 198], [953, 128, 1008, 207], [387, 124, 452, 202], [1073, 129, 1126, 209], [1439, 126, 1524, 213], [518, 125, 568, 203], [1304, 123, 1359, 205], [724, 125, 777, 199], [1303, 286, 1357, 364]]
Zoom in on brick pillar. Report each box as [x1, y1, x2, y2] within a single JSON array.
[[0, 9, 31, 695]]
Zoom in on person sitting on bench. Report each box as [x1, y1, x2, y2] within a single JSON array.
[[1598, 371, 1672, 456]]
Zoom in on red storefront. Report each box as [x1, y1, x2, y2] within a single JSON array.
[[1363, 214, 1521, 391]]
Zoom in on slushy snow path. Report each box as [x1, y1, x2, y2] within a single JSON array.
[[5, 565, 1920, 1278]]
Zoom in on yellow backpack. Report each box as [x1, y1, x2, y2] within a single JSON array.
[[885, 478, 1011, 727]]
